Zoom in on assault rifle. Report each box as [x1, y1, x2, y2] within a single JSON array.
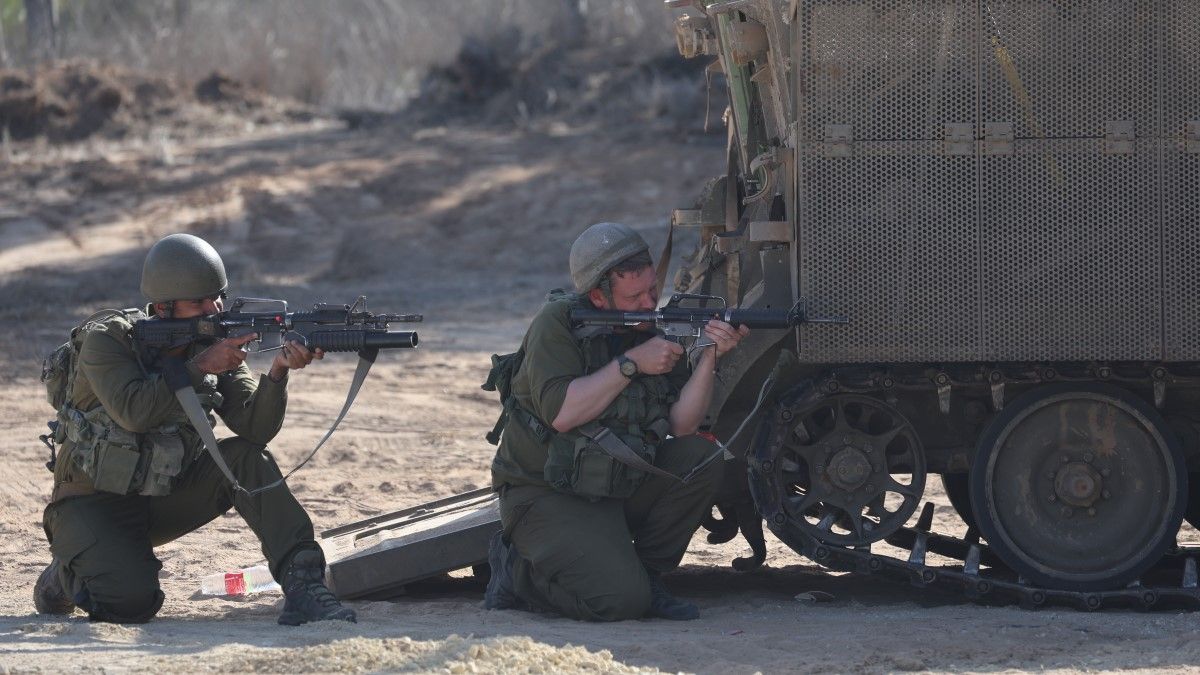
[[132, 296, 421, 498], [133, 296, 420, 359], [569, 293, 847, 348]]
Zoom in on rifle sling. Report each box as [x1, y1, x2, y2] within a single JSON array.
[[576, 422, 688, 484], [164, 349, 379, 497]]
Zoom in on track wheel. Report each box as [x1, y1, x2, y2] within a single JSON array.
[[970, 383, 1186, 591], [751, 394, 926, 547]]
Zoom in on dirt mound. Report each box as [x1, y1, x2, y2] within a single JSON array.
[[406, 34, 724, 134], [0, 60, 316, 143]]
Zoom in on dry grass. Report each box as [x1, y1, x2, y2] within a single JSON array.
[[9, 0, 679, 110]]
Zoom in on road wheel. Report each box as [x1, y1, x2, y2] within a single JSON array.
[[969, 383, 1185, 591]]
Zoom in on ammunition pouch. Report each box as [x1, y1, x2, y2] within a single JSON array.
[[543, 424, 653, 501], [61, 406, 186, 497]]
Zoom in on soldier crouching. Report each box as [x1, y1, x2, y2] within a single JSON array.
[[34, 233, 355, 626], [485, 222, 749, 621]]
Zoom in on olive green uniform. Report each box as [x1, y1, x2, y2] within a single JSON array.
[[43, 313, 317, 623], [491, 294, 722, 621]]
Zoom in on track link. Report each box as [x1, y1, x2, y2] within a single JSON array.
[[760, 500, 1200, 611]]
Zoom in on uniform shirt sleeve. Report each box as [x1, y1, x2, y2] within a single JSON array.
[[520, 301, 586, 425], [216, 364, 287, 445], [77, 323, 206, 433]]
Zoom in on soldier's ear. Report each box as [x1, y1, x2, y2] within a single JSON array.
[[586, 288, 608, 309], [152, 302, 171, 318]]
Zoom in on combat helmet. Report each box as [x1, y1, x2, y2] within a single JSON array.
[[569, 222, 650, 292], [140, 233, 228, 302]]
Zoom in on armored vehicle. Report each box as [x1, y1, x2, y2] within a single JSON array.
[[668, 0, 1200, 608]]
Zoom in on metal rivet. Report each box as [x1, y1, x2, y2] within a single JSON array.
[[1048, 494, 1056, 502], [1083, 453, 1094, 463], [1062, 455, 1070, 463], [773, 513, 786, 524], [1087, 508, 1096, 516], [1102, 490, 1111, 499], [761, 460, 774, 472]]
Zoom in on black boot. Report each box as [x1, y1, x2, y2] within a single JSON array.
[[484, 530, 522, 610], [33, 559, 74, 616], [646, 570, 699, 621], [277, 549, 356, 626]]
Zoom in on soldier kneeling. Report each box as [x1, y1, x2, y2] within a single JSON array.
[[34, 233, 355, 626], [485, 222, 749, 621]]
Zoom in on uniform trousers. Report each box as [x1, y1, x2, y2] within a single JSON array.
[[498, 434, 722, 621], [42, 437, 316, 623]]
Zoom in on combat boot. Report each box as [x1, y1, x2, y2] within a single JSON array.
[[277, 549, 356, 626], [646, 570, 699, 621], [484, 530, 522, 610], [33, 559, 74, 615]]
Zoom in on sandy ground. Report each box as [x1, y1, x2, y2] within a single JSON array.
[[1, 120, 1199, 674]]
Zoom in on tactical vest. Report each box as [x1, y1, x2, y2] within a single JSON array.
[[486, 291, 680, 500], [42, 309, 193, 498]]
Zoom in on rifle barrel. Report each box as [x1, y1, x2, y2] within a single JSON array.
[[572, 307, 799, 329]]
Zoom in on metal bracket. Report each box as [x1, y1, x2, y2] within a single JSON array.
[[747, 220, 792, 243], [983, 122, 1014, 155], [934, 372, 952, 415], [824, 124, 853, 157], [1104, 120, 1136, 155], [1187, 121, 1200, 154], [1153, 367, 1167, 409], [714, 231, 743, 255], [943, 123, 974, 156], [990, 377, 1005, 411], [671, 209, 715, 228], [674, 13, 717, 59]]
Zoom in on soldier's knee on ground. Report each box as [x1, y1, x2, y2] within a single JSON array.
[[577, 575, 652, 622], [86, 588, 165, 624], [78, 565, 165, 623]]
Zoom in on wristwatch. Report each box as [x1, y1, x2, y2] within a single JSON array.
[[616, 354, 639, 379]]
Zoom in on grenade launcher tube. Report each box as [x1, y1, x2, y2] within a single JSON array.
[[306, 330, 419, 352]]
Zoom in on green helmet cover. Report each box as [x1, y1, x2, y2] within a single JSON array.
[[140, 233, 228, 302], [569, 222, 650, 292]]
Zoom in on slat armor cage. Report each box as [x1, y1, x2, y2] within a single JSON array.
[[794, 1, 1200, 363]]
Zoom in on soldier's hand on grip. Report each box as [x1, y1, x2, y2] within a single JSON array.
[[191, 333, 256, 374], [625, 337, 684, 375], [704, 320, 751, 358]]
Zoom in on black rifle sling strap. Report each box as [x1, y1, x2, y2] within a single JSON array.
[[162, 348, 380, 497], [576, 422, 687, 483], [162, 357, 245, 493]]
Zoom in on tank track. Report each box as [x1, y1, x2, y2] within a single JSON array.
[[760, 501, 1200, 611], [748, 368, 1200, 611]]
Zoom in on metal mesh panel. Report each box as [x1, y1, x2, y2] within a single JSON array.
[[980, 139, 1160, 361], [798, 143, 979, 362], [795, 1, 1169, 363], [1163, 1, 1200, 360], [797, 2, 976, 142], [980, 2, 1157, 139]]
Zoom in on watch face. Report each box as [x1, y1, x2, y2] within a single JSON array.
[[620, 358, 638, 378]]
